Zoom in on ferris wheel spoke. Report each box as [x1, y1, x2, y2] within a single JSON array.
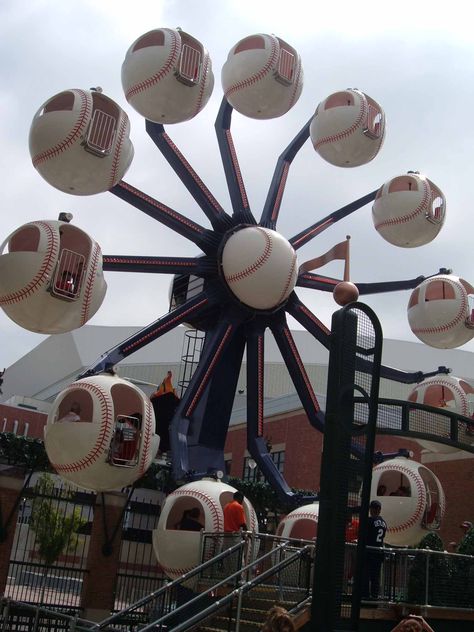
[[260, 118, 312, 229], [215, 97, 255, 224], [297, 272, 340, 292], [354, 276, 428, 295], [246, 322, 296, 503], [78, 293, 217, 377], [145, 121, 234, 232], [270, 316, 325, 432], [286, 294, 331, 349], [102, 255, 216, 276], [111, 181, 220, 254], [289, 190, 378, 250], [297, 273, 430, 295]]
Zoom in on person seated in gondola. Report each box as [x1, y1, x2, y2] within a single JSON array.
[[175, 507, 204, 532], [56, 269, 77, 297], [112, 413, 140, 462]]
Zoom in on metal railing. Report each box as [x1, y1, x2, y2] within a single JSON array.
[[2, 533, 474, 631], [0, 597, 96, 632], [93, 532, 313, 631]]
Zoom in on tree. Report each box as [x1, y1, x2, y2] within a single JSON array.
[[406, 532, 451, 606], [29, 473, 86, 603]]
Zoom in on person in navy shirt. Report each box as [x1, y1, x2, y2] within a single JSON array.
[[362, 499, 387, 600]]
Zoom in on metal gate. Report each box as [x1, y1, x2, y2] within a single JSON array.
[[4, 473, 95, 612], [113, 488, 167, 614]]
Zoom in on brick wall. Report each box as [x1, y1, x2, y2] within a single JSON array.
[[0, 403, 47, 439]]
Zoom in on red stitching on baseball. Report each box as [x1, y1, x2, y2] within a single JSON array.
[[283, 511, 319, 522], [160, 564, 195, 577], [374, 178, 431, 230], [288, 57, 302, 110], [126, 29, 180, 100], [32, 90, 92, 166], [108, 112, 129, 189], [412, 278, 467, 335], [276, 250, 296, 306], [139, 400, 153, 475], [192, 52, 211, 119], [225, 228, 272, 284], [225, 35, 279, 98], [122, 298, 208, 352], [0, 222, 59, 306], [314, 91, 370, 149], [80, 242, 100, 326], [51, 382, 112, 473], [283, 328, 320, 411]]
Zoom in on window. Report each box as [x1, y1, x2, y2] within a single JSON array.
[[242, 450, 285, 481]]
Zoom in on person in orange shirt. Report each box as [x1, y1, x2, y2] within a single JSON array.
[[222, 491, 248, 579], [223, 491, 248, 532]]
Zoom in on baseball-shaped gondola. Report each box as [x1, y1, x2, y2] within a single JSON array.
[[221, 33, 303, 119], [370, 457, 445, 546], [44, 374, 159, 491], [372, 172, 446, 247], [0, 220, 106, 333], [29, 89, 133, 195], [408, 274, 474, 348], [122, 28, 214, 124], [152, 479, 258, 580], [310, 89, 385, 167]]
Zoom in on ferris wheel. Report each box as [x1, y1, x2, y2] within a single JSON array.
[[1, 29, 472, 499]]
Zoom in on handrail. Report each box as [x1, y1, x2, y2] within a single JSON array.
[[0, 597, 96, 631], [94, 536, 252, 629], [141, 543, 313, 632]]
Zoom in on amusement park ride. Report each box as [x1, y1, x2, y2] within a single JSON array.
[[1, 29, 474, 562]]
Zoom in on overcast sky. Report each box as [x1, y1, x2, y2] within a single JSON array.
[[1, 0, 474, 372]]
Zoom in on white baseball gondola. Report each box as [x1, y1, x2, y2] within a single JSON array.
[[0, 220, 106, 334], [152, 479, 258, 580], [29, 89, 134, 195], [44, 374, 159, 492], [370, 457, 445, 547]]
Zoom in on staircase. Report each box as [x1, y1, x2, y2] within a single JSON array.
[[197, 584, 310, 632]]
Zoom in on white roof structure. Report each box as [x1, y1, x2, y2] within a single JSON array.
[[2, 324, 474, 417]]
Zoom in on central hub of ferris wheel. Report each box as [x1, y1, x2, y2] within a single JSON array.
[[221, 226, 297, 310]]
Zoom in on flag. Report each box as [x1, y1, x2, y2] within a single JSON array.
[[299, 237, 351, 281]]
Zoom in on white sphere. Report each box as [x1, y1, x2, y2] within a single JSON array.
[[310, 89, 385, 167], [408, 274, 474, 348], [0, 221, 106, 334], [44, 375, 159, 492], [29, 89, 133, 195], [408, 375, 474, 453], [372, 173, 446, 247], [221, 34, 303, 119], [275, 502, 319, 540], [152, 479, 258, 580], [371, 458, 445, 546], [221, 227, 297, 310], [122, 28, 214, 124]]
